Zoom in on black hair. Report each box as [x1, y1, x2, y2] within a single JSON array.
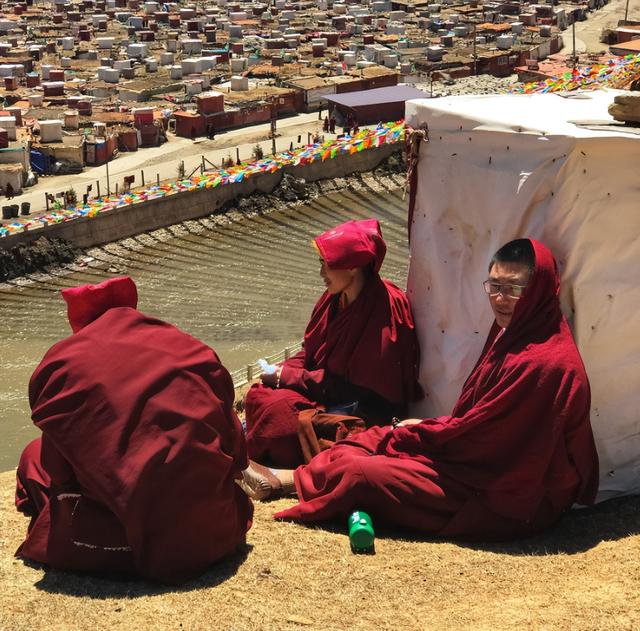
[[488, 239, 535, 274]]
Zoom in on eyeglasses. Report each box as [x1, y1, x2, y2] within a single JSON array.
[[482, 280, 527, 299]]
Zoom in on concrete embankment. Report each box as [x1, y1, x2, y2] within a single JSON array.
[[0, 146, 404, 282], [1, 144, 399, 251]]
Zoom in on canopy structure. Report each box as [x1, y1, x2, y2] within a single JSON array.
[[326, 85, 428, 125], [405, 90, 639, 502]]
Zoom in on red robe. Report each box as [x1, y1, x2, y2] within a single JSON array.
[[245, 275, 422, 467], [15, 277, 252, 583], [245, 219, 422, 468], [275, 240, 599, 540]]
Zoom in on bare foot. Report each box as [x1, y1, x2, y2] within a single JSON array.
[[237, 462, 283, 501]]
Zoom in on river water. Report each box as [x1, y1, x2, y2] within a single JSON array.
[[0, 185, 409, 471]]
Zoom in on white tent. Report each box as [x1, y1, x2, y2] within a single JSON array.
[[405, 90, 639, 502]]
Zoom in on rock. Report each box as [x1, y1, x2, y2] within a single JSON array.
[[0, 237, 81, 283], [608, 94, 640, 124], [276, 173, 308, 200], [417, 74, 520, 98], [280, 187, 298, 202], [384, 151, 406, 173], [600, 28, 617, 44]]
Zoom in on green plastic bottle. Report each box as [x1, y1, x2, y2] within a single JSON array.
[[348, 510, 375, 553]]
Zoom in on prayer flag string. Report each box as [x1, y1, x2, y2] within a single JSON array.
[[1, 121, 406, 239], [511, 53, 640, 94]]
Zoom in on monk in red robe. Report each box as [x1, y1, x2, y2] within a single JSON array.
[[242, 239, 599, 541], [244, 219, 422, 468], [15, 276, 252, 583]]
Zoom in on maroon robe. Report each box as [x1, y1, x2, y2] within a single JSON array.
[[275, 240, 599, 540], [245, 220, 422, 468], [15, 277, 252, 583]]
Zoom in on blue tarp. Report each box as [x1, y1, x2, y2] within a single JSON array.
[[30, 149, 50, 175]]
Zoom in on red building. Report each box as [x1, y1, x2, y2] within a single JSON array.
[[195, 91, 224, 115]]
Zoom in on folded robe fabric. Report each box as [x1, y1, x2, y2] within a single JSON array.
[[275, 240, 599, 540], [245, 220, 422, 467], [15, 277, 252, 583], [297, 409, 367, 463]]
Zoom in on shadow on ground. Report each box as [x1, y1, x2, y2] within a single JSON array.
[[464, 494, 640, 556], [291, 494, 640, 556], [19, 494, 640, 598], [31, 544, 252, 598]]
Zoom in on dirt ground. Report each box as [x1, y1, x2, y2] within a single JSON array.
[[1, 469, 639, 631], [572, 0, 639, 53]]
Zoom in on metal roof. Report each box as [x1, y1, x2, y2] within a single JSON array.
[[324, 85, 428, 108]]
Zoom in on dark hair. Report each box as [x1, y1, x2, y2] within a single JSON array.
[[489, 239, 535, 274]]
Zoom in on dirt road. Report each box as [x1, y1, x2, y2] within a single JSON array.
[[571, 0, 637, 53], [10, 111, 326, 215]]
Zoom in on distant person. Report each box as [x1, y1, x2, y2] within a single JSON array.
[[5, 182, 14, 199], [207, 123, 216, 140], [243, 219, 422, 468], [15, 276, 252, 583], [323, 116, 329, 133], [242, 239, 600, 542], [346, 114, 355, 135], [329, 116, 336, 134]]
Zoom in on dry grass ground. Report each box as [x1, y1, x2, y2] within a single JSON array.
[[1, 469, 639, 631]]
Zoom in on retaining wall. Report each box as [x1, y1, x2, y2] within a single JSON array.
[[1, 143, 400, 250]]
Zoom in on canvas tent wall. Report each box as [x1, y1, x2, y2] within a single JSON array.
[[405, 90, 639, 502]]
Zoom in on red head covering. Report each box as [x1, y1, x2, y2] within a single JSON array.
[[62, 276, 138, 333], [314, 219, 387, 273], [492, 239, 562, 348]]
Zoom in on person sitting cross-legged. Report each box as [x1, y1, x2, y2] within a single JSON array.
[[241, 238, 599, 541], [244, 219, 422, 469]]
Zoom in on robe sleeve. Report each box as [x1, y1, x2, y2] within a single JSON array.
[[277, 351, 326, 396], [278, 359, 328, 401], [394, 363, 533, 449]]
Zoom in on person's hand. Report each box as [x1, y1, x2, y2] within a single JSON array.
[[397, 418, 423, 427], [260, 367, 281, 388]]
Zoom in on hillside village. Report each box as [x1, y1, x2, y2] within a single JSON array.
[[0, 0, 638, 200]]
